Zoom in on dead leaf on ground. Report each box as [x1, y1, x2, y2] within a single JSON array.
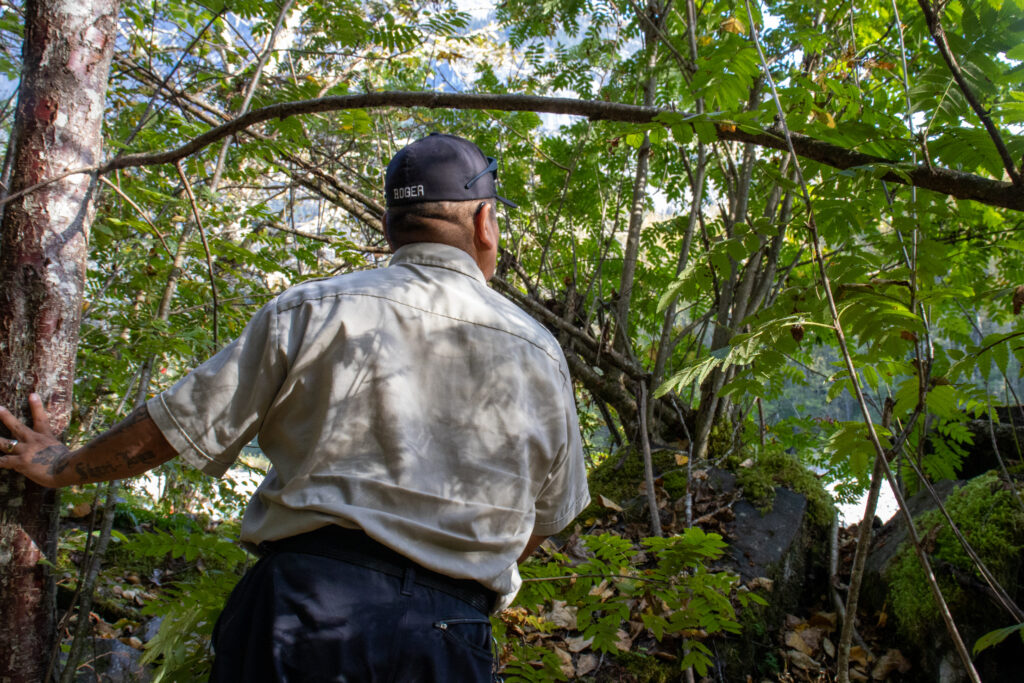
[[747, 576, 774, 592], [576, 653, 599, 676], [564, 635, 593, 653], [615, 628, 633, 651], [542, 600, 578, 630], [871, 649, 911, 680], [787, 649, 821, 671], [822, 636, 835, 659], [553, 646, 573, 678], [849, 645, 870, 667], [785, 631, 813, 656], [797, 626, 825, 652], [597, 494, 623, 512], [808, 611, 837, 631]]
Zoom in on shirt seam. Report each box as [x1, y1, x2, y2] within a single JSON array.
[[391, 255, 485, 283], [156, 394, 231, 468], [535, 488, 591, 533], [278, 290, 568, 378]]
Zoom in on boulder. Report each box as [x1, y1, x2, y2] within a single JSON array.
[[862, 471, 1024, 682], [704, 469, 831, 681]]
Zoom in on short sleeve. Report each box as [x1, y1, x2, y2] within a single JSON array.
[[532, 374, 590, 536], [147, 300, 287, 478]]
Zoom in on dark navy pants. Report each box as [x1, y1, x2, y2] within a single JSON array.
[[210, 551, 495, 682]]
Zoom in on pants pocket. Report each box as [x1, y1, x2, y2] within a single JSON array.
[[433, 617, 494, 660]]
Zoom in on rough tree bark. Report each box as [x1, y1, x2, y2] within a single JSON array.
[[0, 0, 119, 679]]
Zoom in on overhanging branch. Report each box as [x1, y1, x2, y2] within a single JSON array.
[[95, 91, 1024, 212], [1, 91, 1020, 212]]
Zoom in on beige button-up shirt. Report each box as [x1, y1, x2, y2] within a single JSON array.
[[148, 242, 590, 609]]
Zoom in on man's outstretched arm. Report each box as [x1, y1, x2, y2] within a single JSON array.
[[0, 393, 176, 488]]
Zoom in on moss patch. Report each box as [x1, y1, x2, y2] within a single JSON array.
[[888, 471, 1024, 643], [578, 446, 680, 521], [730, 447, 835, 527]]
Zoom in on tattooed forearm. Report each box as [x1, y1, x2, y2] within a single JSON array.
[[75, 461, 119, 482], [31, 444, 73, 476], [89, 405, 150, 448], [116, 449, 158, 468]]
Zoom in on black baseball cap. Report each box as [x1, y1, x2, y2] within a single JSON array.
[[385, 132, 517, 208]]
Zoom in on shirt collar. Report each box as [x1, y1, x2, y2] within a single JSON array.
[[389, 242, 486, 284]]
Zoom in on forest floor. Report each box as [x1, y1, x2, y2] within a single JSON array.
[[54, 484, 914, 683]]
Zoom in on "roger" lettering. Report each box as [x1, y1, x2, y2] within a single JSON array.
[[394, 185, 425, 200]]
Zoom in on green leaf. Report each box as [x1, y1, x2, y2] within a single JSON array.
[[973, 622, 1024, 655]]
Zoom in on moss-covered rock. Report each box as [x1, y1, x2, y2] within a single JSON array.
[[866, 470, 1024, 681], [888, 472, 1024, 643], [729, 447, 835, 528], [577, 445, 680, 522]]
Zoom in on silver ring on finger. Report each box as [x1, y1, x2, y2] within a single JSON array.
[[4, 438, 18, 454]]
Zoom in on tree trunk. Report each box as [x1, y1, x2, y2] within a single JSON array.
[[0, 0, 118, 679]]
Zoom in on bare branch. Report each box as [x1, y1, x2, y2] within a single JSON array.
[[175, 162, 220, 349], [917, 0, 1021, 185]]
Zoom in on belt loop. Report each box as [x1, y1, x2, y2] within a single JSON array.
[[401, 566, 416, 596]]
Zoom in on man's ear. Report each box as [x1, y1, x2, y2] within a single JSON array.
[[473, 201, 498, 251]]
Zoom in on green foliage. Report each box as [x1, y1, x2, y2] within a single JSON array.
[[507, 529, 767, 678], [4, 0, 1024, 676], [128, 527, 249, 682], [888, 472, 1024, 643]]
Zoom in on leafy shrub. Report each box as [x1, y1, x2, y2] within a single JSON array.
[[498, 528, 767, 680]]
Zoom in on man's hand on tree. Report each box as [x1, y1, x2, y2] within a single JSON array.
[[0, 393, 72, 488]]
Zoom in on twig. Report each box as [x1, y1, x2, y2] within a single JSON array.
[[269, 222, 391, 253], [210, 0, 296, 191], [916, 0, 1021, 185], [98, 176, 172, 256], [175, 162, 219, 349], [742, 2, 982, 681], [639, 381, 663, 537], [121, 8, 225, 147]]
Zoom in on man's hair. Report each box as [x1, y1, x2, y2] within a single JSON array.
[[385, 199, 493, 249]]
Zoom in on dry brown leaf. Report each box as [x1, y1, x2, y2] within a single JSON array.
[[675, 452, 689, 466], [747, 577, 774, 592], [798, 626, 825, 652], [554, 646, 574, 678], [543, 600, 578, 630], [785, 631, 813, 656], [787, 649, 821, 671], [822, 636, 835, 659], [849, 645, 870, 667], [576, 654, 600, 676], [588, 580, 614, 601], [808, 611, 837, 630], [70, 501, 92, 518], [564, 635, 593, 653], [615, 629, 633, 652], [120, 636, 143, 650], [597, 494, 623, 512], [871, 649, 911, 680]]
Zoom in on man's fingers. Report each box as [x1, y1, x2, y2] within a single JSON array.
[[0, 405, 31, 441], [28, 393, 53, 436]]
